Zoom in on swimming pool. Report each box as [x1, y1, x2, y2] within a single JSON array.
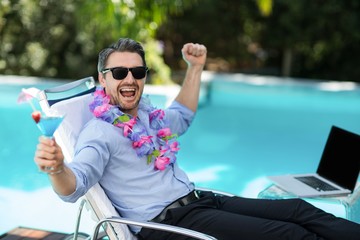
[[1, 73, 360, 234], [181, 73, 360, 196]]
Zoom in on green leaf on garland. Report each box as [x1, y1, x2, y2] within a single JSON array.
[[147, 155, 152, 164], [119, 115, 130, 122], [152, 149, 160, 157]]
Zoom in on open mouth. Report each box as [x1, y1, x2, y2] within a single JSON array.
[[120, 87, 136, 98]]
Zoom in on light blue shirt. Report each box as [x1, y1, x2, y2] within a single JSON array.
[[59, 100, 195, 233]]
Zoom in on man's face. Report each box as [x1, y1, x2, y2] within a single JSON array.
[[99, 51, 146, 116]]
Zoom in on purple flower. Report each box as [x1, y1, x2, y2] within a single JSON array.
[[149, 109, 167, 129], [133, 139, 154, 157]]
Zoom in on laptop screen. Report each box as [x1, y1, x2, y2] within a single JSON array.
[[317, 126, 360, 192]]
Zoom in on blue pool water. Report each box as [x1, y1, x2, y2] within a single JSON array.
[[1, 73, 360, 234], [178, 75, 360, 195]]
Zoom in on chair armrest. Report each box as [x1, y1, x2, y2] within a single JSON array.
[[92, 217, 217, 240]]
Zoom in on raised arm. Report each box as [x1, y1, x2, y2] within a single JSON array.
[[34, 137, 76, 196], [175, 43, 207, 113]]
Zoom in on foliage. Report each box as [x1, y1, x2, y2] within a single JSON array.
[[2, 0, 360, 82], [0, 0, 194, 84], [157, 0, 262, 73], [256, 0, 273, 17], [158, 0, 360, 82], [260, 0, 360, 81], [0, 0, 82, 78]]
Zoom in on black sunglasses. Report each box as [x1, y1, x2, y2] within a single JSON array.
[[101, 66, 149, 80]]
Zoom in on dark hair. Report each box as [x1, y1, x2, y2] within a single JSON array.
[[97, 38, 146, 73]]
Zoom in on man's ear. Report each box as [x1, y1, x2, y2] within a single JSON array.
[[98, 72, 106, 88]]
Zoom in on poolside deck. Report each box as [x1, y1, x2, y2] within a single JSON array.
[[0, 227, 68, 240]]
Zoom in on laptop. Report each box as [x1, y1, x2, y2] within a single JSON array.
[[268, 126, 360, 197]]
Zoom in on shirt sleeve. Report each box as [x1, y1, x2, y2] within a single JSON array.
[[165, 100, 195, 136], [58, 120, 114, 203]]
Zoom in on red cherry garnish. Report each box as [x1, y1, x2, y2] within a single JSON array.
[[31, 111, 41, 123]]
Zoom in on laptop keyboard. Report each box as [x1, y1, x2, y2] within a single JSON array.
[[295, 176, 339, 192]]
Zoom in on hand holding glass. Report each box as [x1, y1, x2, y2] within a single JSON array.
[[33, 109, 64, 174]]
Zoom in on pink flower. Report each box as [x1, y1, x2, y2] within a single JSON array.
[[154, 156, 170, 170], [116, 118, 136, 137], [93, 104, 111, 117], [157, 128, 172, 138], [169, 141, 180, 152], [159, 148, 168, 156], [94, 88, 107, 97], [133, 135, 153, 148], [149, 109, 165, 121]]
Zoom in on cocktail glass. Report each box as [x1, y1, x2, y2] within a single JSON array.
[[32, 109, 65, 174], [18, 87, 64, 174], [34, 110, 64, 138]]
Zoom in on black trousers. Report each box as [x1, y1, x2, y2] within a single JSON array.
[[138, 191, 360, 240]]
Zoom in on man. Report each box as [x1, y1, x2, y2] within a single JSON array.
[[35, 38, 360, 240]]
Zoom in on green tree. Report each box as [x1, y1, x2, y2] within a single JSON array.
[[261, 0, 360, 81], [0, 0, 195, 84], [158, 0, 360, 82], [157, 0, 265, 75], [0, 0, 82, 77]]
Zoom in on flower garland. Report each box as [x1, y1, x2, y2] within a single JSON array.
[[89, 87, 179, 170]]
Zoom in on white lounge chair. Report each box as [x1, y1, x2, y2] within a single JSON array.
[[37, 77, 234, 240]]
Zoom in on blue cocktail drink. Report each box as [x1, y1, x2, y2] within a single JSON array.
[[31, 110, 64, 138], [31, 110, 64, 174], [36, 115, 64, 138], [18, 88, 65, 174]]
